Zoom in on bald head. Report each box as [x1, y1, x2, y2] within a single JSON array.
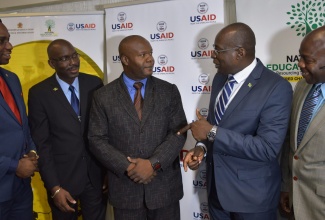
[[218, 22, 256, 57], [302, 26, 325, 51], [47, 39, 74, 59], [118, 35, 150, 57]]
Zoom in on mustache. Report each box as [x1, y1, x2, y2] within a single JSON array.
[[66, 64, 79, 70]]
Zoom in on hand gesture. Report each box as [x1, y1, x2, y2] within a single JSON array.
[[183, 147, 205, 172]]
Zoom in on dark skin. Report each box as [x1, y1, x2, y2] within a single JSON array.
[[177, 23, 255, 171], [280, 26, 325, 217], [119, 35, 157, 184], [0, 21, 38, 178]]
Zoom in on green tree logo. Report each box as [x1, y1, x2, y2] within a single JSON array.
[[286, 0, 325, 37], [45, 20, 55, 32]]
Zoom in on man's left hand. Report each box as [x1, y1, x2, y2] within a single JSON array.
[[127, 157, 154, 184]]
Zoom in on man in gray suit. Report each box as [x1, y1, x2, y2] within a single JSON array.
[[88, 35, 187, 220], [280, 26, 325, 220]]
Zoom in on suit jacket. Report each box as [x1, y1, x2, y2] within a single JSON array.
[[28, 73, 103, 195], [88, 74, 187, 210], [0, 67, 36, 202], [205, 59, 292, 213], [281, 79, 325, 220]]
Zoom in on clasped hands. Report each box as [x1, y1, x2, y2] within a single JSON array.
[[177, 109, 213, 172], [16, 150, 39, 178], [127, 157, 156, 184]]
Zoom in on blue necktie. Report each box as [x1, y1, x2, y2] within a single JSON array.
[[69, 85, 80, 116], [297, 84, 322, 147], [215, 76, 236, 125]]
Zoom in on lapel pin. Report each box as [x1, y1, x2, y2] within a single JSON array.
[[248, 83, 252, 88], [53, 87, 58, 91], [5, 73, 8, 77]]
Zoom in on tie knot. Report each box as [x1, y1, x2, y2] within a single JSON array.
[[133, 82, 143, 90], [228, 76, 236, 83], [69, 85, 75, 92]]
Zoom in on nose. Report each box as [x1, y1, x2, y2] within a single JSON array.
[[5, 41, 13, 50], [211, 50, 217, 59], [298, 57, 305, 69]]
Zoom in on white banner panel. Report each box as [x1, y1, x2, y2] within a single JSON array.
[[235, 0, 325, 86], [105, 0, 224, 219], [0, 12, 105, 220]]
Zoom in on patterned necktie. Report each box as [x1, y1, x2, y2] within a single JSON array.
[[297, 84, 322, 147], [133, 82, 143, 120], [0, 76, 22, 124], [69, 85, 80, 116], [215, 76, 236, 125]]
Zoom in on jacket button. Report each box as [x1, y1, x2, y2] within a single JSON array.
[[294, 155, 299, 160], [293, 176, 298, 181]]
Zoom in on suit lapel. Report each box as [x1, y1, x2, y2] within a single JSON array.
[[292, 81, 311, 150], [219, 61, 263, 125], [142, 77, 155, 124], [117, 76, 141, 125], [297, 81, 325, 151], [48, 74, 80, 121], [0, 69, 23, 125], [78, 74, 88, 128]]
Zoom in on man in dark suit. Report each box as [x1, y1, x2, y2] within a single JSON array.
[[88, 35, 187, 220], [0, 19, 38, 220], [28, 39, 105, 220], [180, 23, 293, 220]]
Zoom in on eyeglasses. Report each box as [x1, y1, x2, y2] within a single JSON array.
[[213, 45, 240, 55], [51, 52, 80, 63]]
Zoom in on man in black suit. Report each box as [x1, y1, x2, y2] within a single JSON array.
[[28, 39, 105, 220], [88, 35, 187, 220]]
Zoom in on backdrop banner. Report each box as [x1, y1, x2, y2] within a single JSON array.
[[235, 0, 325, 87], [105, 0, 224, 219], [1, 12, 105, 220]]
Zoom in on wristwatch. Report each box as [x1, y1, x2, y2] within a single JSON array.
[[207, 125, 218, 142], [150, 159, 161, 171]]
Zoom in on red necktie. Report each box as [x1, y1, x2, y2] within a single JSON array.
[[0, 76, 22, 124], [133, 82, 143, 120]]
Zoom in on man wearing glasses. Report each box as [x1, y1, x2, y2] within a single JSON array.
[[28, 39, 105, 220], [179, 22, 293, 220]]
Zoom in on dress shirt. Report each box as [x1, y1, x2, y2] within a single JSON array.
[[123, 73, 147, 102]]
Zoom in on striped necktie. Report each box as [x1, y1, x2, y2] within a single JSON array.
[[215, 76, 236, 125], [297, 84, 322, 147]]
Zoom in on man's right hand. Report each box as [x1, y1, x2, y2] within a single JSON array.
[[51, 186, 76, 213], [16, 157, 38, 178], [183, 147, 204, 172], [279, 191, 291, 216]]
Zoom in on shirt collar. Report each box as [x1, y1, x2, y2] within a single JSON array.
[[122, 73, 147, 91], [55, 73, 79, 94], [230, 58, 257, 83]]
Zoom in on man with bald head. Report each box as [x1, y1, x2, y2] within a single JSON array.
[[88, 35, 187, 219], [180, 22, 292, 219], [28, 39, 105, 220], [280, 26, 325, 220]]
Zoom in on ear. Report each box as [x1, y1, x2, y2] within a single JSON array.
[[120, 55, 129, 66], [48, 60, 56, 69], [236, 47, 246, 60]]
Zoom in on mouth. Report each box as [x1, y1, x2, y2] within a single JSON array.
[[1, 53, 11, 59]]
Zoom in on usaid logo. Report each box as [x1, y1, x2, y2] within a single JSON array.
[[156, 21, 167, 32], [199, 73, 209, 85], [67, 23, 75, 31], [199, 108, 209, 119], [157, 55, 168, 65], [117, 12, 127, 22], [198, 38, 209, 50], [200, 170, 206, 181], [197, 2, 209, 14], [200, 202, 209, 213]]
